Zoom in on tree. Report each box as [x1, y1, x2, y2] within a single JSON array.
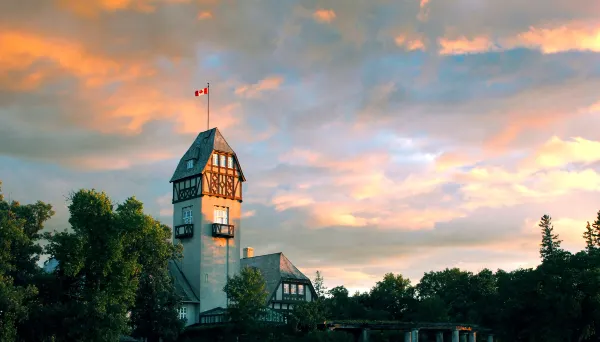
[[0, 180, 53, 342], [369, 273, 412, 320], [43, 189, 140, 342], [313, 271, 327, 300], [223, 266, 268, 330], [583, 221, 595, 252], [290, 300, 326, 333], [592, 211, 600, 247], [539, 214, 562, 260], [118, 198, 184, 342]]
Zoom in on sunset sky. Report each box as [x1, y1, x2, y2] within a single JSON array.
[[1, 0, 600, 293]]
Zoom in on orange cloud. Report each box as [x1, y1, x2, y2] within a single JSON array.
[[435, 152, 474, 171], [0, 30, 155, 89], [234, 76, 284, 99], [313, 9, 336, 23], [197, 11, 212, 20], [509, 24, 600, 54], [395, 35, 426, 51], [271, 192, 314, 211], [56, 0, 191, 17], [438, 36, 498, 55]]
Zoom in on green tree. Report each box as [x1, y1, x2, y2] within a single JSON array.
[[313, 271, 327, 300], [0, 181, 53, 342], [118, 198, 184, 342], [290, 300, 326, 332], [43, 189, 140, 342], [583, 221, 595, 252], [592, 211, 600, 247], [369, 273, 412, 320], [223, 266, 268, 330], [539, 214, 562, 260]]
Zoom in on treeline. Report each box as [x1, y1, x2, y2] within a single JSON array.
[[0, 182, 184, 342], [285, 214, 600, 342], [3, 180, 600, 342]]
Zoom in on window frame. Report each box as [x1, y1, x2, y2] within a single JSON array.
[[212, 154, 219, 166], [227, 156, 234, 168], [283, 283, 289, 294], [186, 159, 194, 169], [178, 306, 187, 320], [213, 206, 229, 224], [182, 206, 193, 224]]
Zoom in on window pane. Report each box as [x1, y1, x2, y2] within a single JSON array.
[[298, 284, 304, 294], [290, 284, 296, 294], [283, 283, 289, 294], [187, 160, 194, 169], [228, 156, 233, 168], [220, 155, 226, 166], [213, 154, 218, 165]]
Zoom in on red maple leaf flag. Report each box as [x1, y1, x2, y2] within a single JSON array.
[[195, 87, 209, 96]]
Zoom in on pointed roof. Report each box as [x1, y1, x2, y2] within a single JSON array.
[[240, 252, 311, 300], [168, 260, 200, 303], [170, 127, 246, 183]]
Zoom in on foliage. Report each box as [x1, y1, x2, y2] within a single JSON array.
[[539, 214, 562, 260], [223, 266, 269, 331], [313, 270, 327, 300], [291, 300, 327, 333]]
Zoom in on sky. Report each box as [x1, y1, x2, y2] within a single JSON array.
[[1, 0, 600, 294]]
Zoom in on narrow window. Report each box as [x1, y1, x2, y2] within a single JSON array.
[[214, 207, 229, 224], [182, 206, 193, 224], [178, 306, 187, 320], [186, 159, 194, 169], [205, 273, 208, 283], [220, 155, 226, 167], [212, 154, 219, 165], [298, 284, 304, 295], [283, 283, 289, 294], [227, 156, 233, 168], [290, 284, 296, 295]]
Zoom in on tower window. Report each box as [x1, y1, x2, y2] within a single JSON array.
[[186, 159, 194, 169], [178, 306, 187, 320], [298, 284, 304, 295], [290, 284, 296, 295], [214, 207, 229, 224], [212, 154, 219, 166], [182, 206, 193, 224], [227, 156, 233, 168], [220, 155, 226, 167], [283, 283, 289, 294]]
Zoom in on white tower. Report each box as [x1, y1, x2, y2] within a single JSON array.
[[170, 128, 245, 313]]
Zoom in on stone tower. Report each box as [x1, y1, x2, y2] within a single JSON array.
[[170, 128, 245, 313]]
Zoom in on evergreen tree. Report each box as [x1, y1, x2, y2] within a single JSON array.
[[592, 211, 600, 247], [583, 221, 596, 252], [539, 214, 562, 260], [313, 271, 327, 300]]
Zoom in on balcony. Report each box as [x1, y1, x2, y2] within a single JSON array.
[[174, 224, 193, 239], [212, 223, 235, 238]]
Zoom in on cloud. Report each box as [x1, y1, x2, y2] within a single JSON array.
[[313, 9, 336, 23], [2, 0, 600, 292]]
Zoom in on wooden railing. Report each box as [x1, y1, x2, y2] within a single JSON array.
[[212, 223, 234, 238]]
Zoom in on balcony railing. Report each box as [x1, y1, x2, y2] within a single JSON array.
[[174, 224, 193, 239], [212, 223, 234, 238]]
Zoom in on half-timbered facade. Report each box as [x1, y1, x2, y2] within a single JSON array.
[[240, 251, 317, 313], [169, 127, 315, 326], [169, 128, 246, 324]]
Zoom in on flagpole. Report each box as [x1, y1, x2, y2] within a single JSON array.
[[207, 82, 210, 130]]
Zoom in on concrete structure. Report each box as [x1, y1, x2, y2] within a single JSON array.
[[169, 128, 315, 325]]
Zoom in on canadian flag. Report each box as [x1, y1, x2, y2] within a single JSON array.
[[195, 88, 209, 96]]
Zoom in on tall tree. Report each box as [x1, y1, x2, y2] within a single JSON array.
[[117, 198, 184, 342], [43, 189, 140, 342], [583, 221, 595, 252], [369, 273, 412, 320], [223, 266, 268, 331], [0, 181, 53, 342], [313, 271, 327, 300], [539, 214, 562, 260], [592, 211, 600, 248]]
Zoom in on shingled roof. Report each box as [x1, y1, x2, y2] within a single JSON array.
[[240, 253, 311, 300], [170, 127, 246, 183], [168, 260, 200, 303]]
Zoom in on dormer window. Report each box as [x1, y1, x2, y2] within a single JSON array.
[[186, 159, 194, 169], [220, 155, 226, 167], [212, 154, 219, 166], [227, 156, 233, 168]]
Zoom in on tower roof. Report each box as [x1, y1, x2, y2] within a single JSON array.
[[170, 127, 246, 183], [240, 252, 311, 301]]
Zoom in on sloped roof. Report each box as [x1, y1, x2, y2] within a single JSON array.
[[240, 253, 311, 301], [168, 260, 200, 303], [170, 127, 246, 183]]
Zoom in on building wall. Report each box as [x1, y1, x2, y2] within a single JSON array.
[[173, 196, 203, 298], [182, 302, 200, 326], [198, 195, 241, 312]]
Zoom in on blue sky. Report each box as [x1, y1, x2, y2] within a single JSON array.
[[1, 0, 600, 292]]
